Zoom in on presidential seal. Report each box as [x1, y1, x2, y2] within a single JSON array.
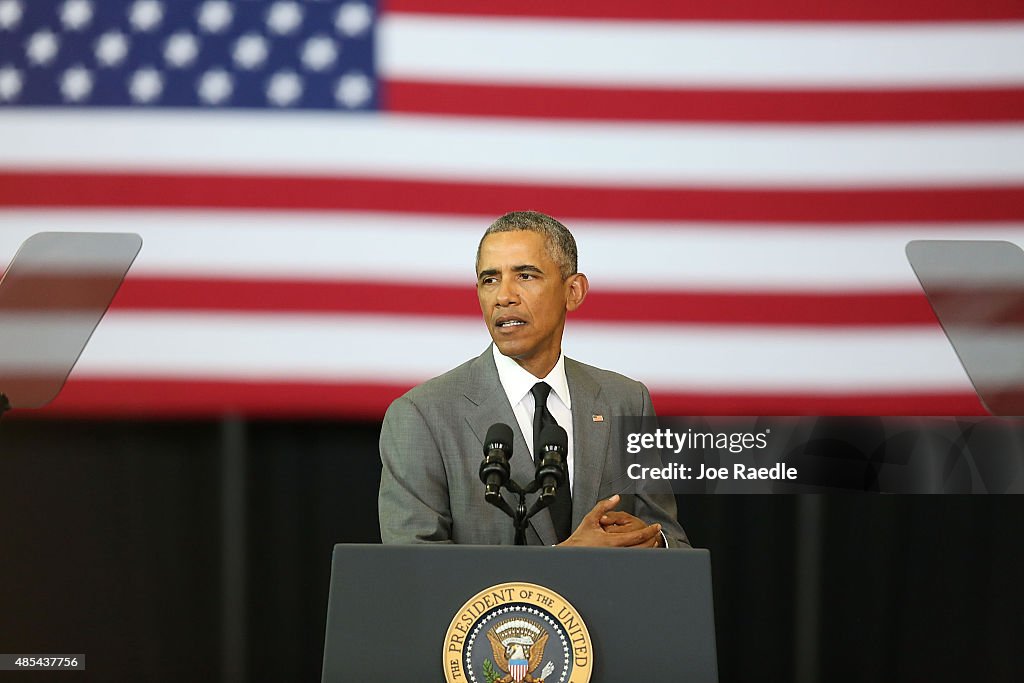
[[443, 582, 593, 683]]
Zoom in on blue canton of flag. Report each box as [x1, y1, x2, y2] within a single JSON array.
[[0, 0, 377, 109]]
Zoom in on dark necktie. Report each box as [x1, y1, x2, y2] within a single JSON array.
[[531, 382, 572, 541]]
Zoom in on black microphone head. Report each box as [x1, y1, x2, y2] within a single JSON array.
[[484, 423, 515, 456], [536, 424, 568, 499], [538, 424, 568, 453]]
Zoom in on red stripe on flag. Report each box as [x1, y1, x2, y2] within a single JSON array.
[[21, 378, 988, 419], [110, 277, 941, 327], [652, 390, 987, 417], [385, 0, 1024, 21], [385, 81, 1024, 124], [3, 172, 1024, 223], [33, 379, 409, 420]]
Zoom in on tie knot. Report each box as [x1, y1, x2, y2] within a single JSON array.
[[530, 382, 552, 406]]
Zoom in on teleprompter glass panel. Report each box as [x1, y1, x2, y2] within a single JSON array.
[[0, 232, 142, 409], [906, 240, 1024, 417]]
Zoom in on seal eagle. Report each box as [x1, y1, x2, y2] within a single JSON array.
[[485, 620, 550, 683]]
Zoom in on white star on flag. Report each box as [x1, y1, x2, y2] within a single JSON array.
[[0, 0, 23, 31], [197, 0, 232, 34], [129, 0, 164, 33], [197, 68, 232, 105], [233, 33, 268, 70], [94, 31, 129, 68], [60, 65, 93, 102], [266, 70, 301, 106], [164, 31, 199, 69], [301, 35, 338, 72], [266, 1, 302, 36], [335, 2, 371, 38], [60, 0, 93, 31], [129, 67, 163, 103], [25, 29, 60, 66]]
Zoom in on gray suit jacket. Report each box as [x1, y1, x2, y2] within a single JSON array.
[[379, 347, 689, 547]]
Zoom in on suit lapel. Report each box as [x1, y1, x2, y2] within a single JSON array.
[[464, 347, 557, 546], [566, 358, 609, 531]]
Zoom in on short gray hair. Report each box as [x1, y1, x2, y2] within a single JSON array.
[[476, 210, 578, 280]]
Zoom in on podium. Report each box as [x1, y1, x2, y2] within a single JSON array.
[[321, 544, 718, 682]]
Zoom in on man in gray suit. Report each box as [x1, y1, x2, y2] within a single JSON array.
[[379, 211, 689, 548]]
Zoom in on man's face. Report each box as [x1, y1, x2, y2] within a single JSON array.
[[477, 230, 583, 376]]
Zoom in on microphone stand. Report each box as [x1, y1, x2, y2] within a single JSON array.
[[480, 425, 568, 546], [490, 477, 555, 546]]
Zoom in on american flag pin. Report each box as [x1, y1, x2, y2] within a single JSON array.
[[592, 414, 604, 422]]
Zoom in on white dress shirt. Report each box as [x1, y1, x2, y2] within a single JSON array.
[[491, 345, 666, 547], [491, 344, 574, 493]]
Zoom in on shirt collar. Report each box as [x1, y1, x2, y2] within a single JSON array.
[[491, 344, 571, 410]]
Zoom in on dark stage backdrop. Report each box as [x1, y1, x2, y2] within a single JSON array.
[[0, 417, 1021, 683]]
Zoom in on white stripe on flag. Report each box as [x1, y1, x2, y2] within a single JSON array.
[[380, 16, 1024, 87], [2, 112, 1024, 186], [70, 312, 970, 392], [2, 211, 1023, 291]]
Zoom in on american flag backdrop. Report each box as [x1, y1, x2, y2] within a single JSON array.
[[1, 0, 1023, 418]]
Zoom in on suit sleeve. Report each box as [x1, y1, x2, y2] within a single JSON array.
[[635, 383, 692, 549], [378, 395, 454, 544]]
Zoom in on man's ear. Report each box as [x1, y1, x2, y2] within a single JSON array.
[[565, 273, 589, 312]]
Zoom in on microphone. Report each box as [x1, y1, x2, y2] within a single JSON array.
[[479, 423, 514, 504], [535, 424, 568, 506]]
